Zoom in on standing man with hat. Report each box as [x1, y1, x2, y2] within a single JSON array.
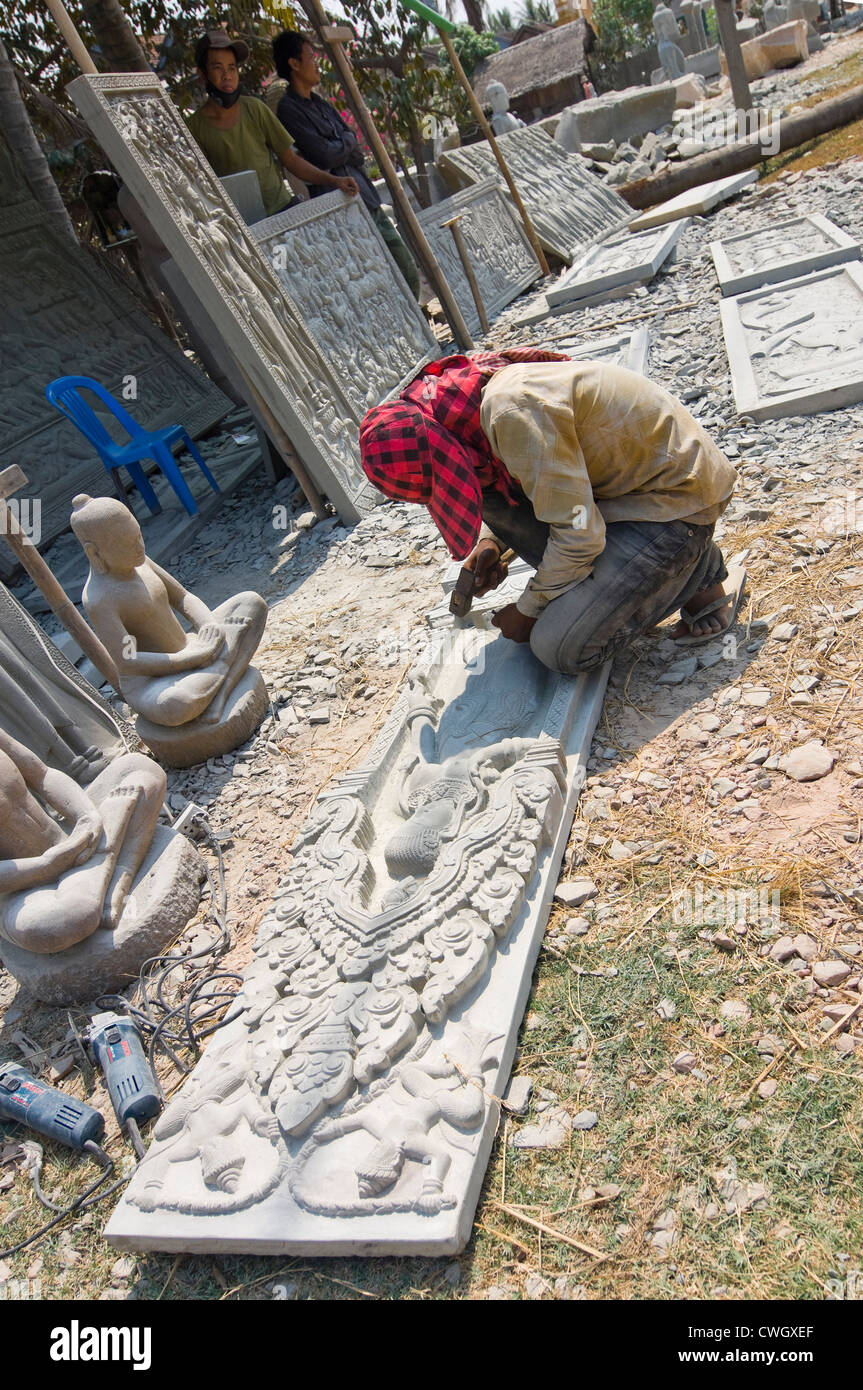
[[187, 31, 359, 220]]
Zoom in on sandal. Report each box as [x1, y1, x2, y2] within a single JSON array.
[[675, 554, 748, 647]]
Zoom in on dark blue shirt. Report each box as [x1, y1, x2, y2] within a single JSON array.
[[276, 87, 381, 212]]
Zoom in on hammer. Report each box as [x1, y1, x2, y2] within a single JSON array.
[[449, 547, 515, 618]]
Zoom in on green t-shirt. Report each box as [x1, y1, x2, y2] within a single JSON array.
[[187, 95, 294, 218]]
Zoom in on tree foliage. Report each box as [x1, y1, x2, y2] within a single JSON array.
[[591, 0, 655, 64]]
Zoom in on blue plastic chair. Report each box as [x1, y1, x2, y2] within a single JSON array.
[[45, 375, 220, 517]]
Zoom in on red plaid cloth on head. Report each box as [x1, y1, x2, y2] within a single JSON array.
[[360, 346, 570, 560]]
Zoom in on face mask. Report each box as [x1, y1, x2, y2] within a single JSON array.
[[205, 80, 241, 108]]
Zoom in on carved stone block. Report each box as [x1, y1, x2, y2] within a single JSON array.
[[67, 74, 379, 523], [105, 616, 608, 1254], [710, 213, 861, 296], [252, 193, 438, 416], [0, 137, 231, 577], [628, 169, 759, 231], [720, 263, 863, 420], [415, 178, 542, 336], [0, 827, 205, 1005], [438, 126, 633, 263], [547, 218, 689, 308]]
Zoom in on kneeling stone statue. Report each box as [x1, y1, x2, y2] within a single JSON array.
[[70, 495, 269, 768]]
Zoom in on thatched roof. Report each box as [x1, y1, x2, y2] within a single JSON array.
[[473, 20, 593, 104]]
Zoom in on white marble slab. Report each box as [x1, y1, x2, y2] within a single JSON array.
[[416, 178, 542, 336], [438, 126, 633, 263], [68, 73, 379, 524], [710, 212, 861, 296], [106, 615, 608, 1255], [720, 262, 863, 420], [546, 218, 689, 308], [628, 169, 759, 231], [253, 192, 438, 417]]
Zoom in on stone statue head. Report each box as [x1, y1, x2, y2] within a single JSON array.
[[486, 81, 510, 115], [70, 494, 146, 575]]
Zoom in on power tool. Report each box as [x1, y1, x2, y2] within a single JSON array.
[[0, 1063, 104, 1151], [86, 1011, 161, 1153], [449, 547, 515, 618]]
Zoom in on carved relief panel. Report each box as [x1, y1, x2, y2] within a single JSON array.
[[416, 178, 542, 337], [438, 127, 633, 264], [252, 192, 438, 417], [68, 74, 380, 522]]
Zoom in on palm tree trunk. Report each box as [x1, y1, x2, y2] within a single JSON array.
[[0, 38, 76, 243], [79, 0, 151, 72]]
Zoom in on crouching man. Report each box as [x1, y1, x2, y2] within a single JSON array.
[[359, 349, 743, 674]]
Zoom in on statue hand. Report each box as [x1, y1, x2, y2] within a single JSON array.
[[193, 623, 227, 660], [65, 810, 104, 865]]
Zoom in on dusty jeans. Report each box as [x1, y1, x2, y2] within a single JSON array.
[[481, 486, 728, 676]]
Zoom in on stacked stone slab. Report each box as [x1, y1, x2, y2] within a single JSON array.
[[438, 126, 633, 263], [252, 192, 438, 417], [68, 73, 379, 524], [720, 262, 863, 420], [415, 178, 543, 336]]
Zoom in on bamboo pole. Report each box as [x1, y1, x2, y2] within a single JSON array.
[[620, 82, 863, 210], [441, 214, 489, 334], [44, 0, 98, 75], [0, 466, 120, 689], [299, 1, 474, 350], [433, 24, 550, 278]]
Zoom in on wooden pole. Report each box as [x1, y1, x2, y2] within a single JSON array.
[[442, 214, 489, 334], [298, 2, 474, 351], [714, 0, 752, 115], [44, 0, 98, 75], [620, 81, 863, 210], [0, 466, 120, 689], [435, 26, 550, 278]]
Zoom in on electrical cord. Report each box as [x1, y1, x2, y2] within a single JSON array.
[[0, 1141, 121, 1260], [2, 810, 241, 1259]]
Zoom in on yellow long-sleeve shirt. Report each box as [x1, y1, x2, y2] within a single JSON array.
[[479, 360, 738, 618]]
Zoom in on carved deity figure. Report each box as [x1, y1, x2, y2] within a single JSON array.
[[0, 726, 165, 953], [295, 1029, 500, 1215], [485, 81, 524, 136], [653, 0, 688, 79], [70, 495, 267, 734]]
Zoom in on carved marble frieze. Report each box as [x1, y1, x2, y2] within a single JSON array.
[[710, 213, 861, 297], [720, 262, 863, 420], [106, 599, 608, 1254], [415, 178, 542, 336], [0, 162, 231, 574], [67, 74, 380, 523], [437, 127, 633, 264], [252, 192, 438, 417]]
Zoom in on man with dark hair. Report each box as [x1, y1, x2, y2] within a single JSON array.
[[187, 31, 358, 221], [360, 350, 744, 675], [272, 31, 421, 299]]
